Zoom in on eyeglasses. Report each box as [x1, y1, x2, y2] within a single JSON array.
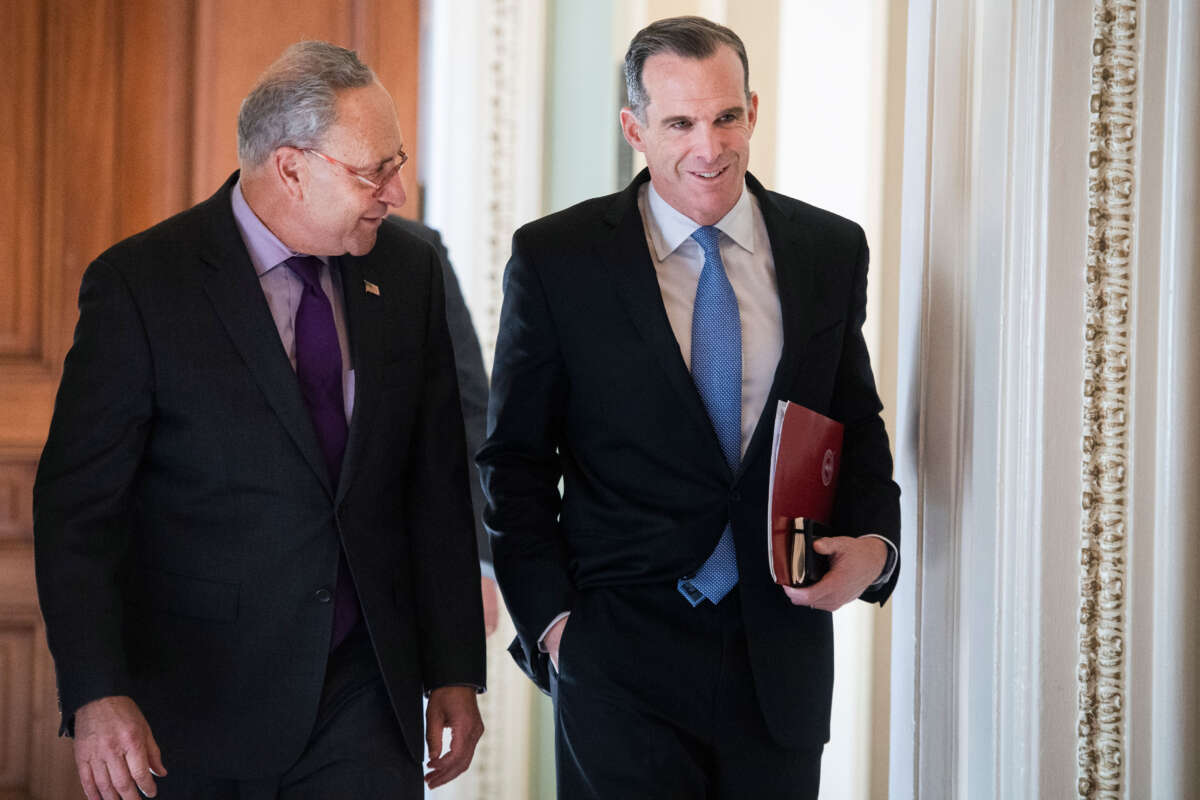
[[301, 147, 408, 197]]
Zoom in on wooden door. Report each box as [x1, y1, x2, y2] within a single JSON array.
[[0, 2, 420, 796]]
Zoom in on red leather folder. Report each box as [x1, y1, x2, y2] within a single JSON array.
[[767, 401, 844, 585]]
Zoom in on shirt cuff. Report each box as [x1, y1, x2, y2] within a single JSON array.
[[862, 534, 898, 588], [479, 560, 496, 581], [537, 611, 571, 652]]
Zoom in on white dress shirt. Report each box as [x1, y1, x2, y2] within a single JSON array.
[[639, 182, 782, 456]]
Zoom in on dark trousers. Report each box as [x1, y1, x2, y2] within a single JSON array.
[[551, 584, 823, 799], [156, 627, 420, 799]]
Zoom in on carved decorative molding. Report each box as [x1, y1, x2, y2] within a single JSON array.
[[1078, 1, 1138, 798], [480, 0, 519, 366], [467, 1, 536, 796]]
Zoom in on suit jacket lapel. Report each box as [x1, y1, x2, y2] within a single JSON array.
[[198, 175, 335, 498], [601, 172, 728, 472], [334, 254, 384, 504], [739, 173, 820, 475]]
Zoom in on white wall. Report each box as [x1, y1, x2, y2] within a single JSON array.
[[544, 0, 624, 212]]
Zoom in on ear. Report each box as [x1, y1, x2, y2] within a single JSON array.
[[619, 108, 647, 153], [273, 147, 308, 200], [746, 91, 759, 137]]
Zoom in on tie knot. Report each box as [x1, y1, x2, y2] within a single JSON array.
[[690, 226, 722, 259], [283, 255, 324, 290]]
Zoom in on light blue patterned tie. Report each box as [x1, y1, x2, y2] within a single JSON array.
[[678, 225, 741, 607]]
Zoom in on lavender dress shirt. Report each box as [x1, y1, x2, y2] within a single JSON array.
[[230, 180, 355, 421]]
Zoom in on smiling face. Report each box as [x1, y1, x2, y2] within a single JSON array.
[[296, 81, 408, 256], [620, 46, 757, 226]]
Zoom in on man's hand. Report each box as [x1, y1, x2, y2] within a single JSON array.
[[72, 695, 166, 800], [543, 614, 569, 672], [481, 576, 501, 637], [783, 536, 888, 612], [424, 686, 484, 789]]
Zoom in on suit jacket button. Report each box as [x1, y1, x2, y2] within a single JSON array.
[[730, 490, 741, 502], [314, 588, 333, 603]]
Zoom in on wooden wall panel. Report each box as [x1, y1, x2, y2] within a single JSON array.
[[114, 0, 196, 238], [42, 0, 120, 373], [0, 621, 35, 789], [0, 457, 36, 544], [0, 3, 44, 360], [0, 385, 55, 451], [0, 548, 58, 800]]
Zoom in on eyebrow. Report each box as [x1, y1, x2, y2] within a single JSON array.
[[659, 114, 692, 127], [659, 106, 746, 127], [368, 147, 406, 171]]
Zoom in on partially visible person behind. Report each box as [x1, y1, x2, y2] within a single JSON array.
[[34, 41, 485, 800], [395, 218, 501, 636], [480, 16, 899, 799]]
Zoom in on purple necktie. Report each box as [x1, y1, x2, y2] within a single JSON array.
[[284, 255, 359, 650]]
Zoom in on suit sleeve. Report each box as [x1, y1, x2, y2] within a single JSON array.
[[33, 258, 153, 731], [430, 231, 494, 576], [829, 229, 901, 604], [405, 247, 487, 691], [475, 233, 571, 691]]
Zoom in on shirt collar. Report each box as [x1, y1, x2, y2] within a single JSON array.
[[643, 179, 757, 261], [230, 178, 327, 276]]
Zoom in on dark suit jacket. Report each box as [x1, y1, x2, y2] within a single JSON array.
[[390, 218, 492, 573], [33, 174, 486, 776], [478, 169, 899, 748]]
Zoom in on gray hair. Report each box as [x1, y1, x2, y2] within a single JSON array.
[[237, 41, 375, 167], [624, 16, 750, 121]]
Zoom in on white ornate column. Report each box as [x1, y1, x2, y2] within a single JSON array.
[[420, 0, 547, 797]]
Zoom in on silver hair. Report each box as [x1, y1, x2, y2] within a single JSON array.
[[237, 41, 375, 168], [623, 16, 750, 121]]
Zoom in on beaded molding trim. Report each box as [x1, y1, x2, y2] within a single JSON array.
[[479, 0, 518, 367], [1078, 1, 1138, 798], [472, 2, 523, 796]]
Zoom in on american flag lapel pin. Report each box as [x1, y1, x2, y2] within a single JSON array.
[[364, 280, 380, 296]]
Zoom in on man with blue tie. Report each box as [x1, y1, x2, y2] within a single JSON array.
[[34, 42, 485, 800], [479, 16, 900, 798]]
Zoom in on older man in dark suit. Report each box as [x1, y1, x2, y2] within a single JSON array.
[[34, 41, 484, 800], [480, 16, 900, 799]]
